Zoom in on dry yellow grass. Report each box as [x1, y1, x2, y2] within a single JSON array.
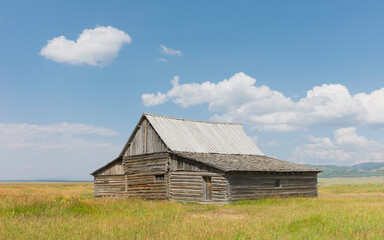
[[1, 180, 384, 239]]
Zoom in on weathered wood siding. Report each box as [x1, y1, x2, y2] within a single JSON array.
[[124, 152, 169, 200], [170, 155, 221, 172], [124, 119, 168, 156], [168, 155, 229, 203], [94, 175, 126, 198], [227, 172, 318, 201], [169, 172, 228, 203], [95, 159, 124, 176]]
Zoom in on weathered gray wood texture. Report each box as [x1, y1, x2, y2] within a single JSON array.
[[227, 172, 318, 201], [169, 155, 228, 203], [124, 119, 167, 156], [94, 175, 126, 198], [170, 155, 223, 173], [124, 152, 169, 200], [94, 159, 124, 176], [169, 172, 228, 203]]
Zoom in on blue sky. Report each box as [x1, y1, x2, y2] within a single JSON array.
[[1, 1, 383, 180]]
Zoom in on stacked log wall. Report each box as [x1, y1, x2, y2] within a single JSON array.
[[93, 159, 126, 197], [169, 172, 228, 203], [227, 172, 318, 201], [124, 152, 169, 200], [94, 175, 126, 198], [169, 155, 228, 203]]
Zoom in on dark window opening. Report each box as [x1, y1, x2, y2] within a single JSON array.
[[275, 179, 281, 187], [155, 174, 165, 182], [177, 160, 184, 170]]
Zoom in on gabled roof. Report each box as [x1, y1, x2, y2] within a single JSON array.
[[174, 152, 321, 172], [93, 113, 318, 175], [119, 113, 263, 156]]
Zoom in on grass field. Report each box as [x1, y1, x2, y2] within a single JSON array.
[[1, 179, 384, 240]]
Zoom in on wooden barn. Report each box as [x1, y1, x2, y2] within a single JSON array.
[[91, 113, 321, 203]]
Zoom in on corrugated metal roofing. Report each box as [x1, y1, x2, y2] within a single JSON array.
[[175, 152, 321, 172], [144, 113, 264, 155]]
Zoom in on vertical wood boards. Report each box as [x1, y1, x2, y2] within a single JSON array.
[[203, 176, 213, 201], [95, 159, 124, 176], [170, 155, 221, 173], [124, 119, 168, 156], [227, 172, 318, 201], [94, 175, 126, 198], [124, 152, 169, 200]]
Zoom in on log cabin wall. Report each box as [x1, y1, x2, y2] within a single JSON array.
[[93, 159, 126, 197], [227, 172, 318, 201], [169, 172, 228, 203], [168, 155, 229, 203], [124, 119, 168, 156], [94, 175, 126, 198], [123, 152, 170, 200]]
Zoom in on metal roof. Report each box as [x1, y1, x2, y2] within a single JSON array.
[[175, 152, 321, 172], [144, 113, 264, 155]]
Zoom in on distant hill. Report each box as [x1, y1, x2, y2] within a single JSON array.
[[305, 162, 384, 178]]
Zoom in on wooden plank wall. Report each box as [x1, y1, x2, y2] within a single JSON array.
[[170, 155, 222, 172], [227, 172, 318, 201], [94, 175, 126, 198], [169, 172, 228, 203], [124, 152, 169, 200], [96, 159, 124, 176], [124, 119, 168, 156]]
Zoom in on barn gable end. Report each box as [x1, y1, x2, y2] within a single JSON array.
[[123, 118, 168, 156]]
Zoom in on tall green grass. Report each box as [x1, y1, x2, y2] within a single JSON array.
[[1, 181, 383, 239]]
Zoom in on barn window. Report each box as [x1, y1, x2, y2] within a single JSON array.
[[177, 160, 184, 170], [275, 179, 281, 187], [155, 174, 165, 182]]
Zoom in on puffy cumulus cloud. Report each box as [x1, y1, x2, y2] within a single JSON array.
[[142, 72, 384, 131], [0, 122, 118, 150], [40, 26, 131, 66], [142, 92, 168, 107], [160, 45, 182, 56], [292, 127, 384, 165]]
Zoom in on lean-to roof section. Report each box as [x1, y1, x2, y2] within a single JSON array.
[[175, 152, 321, 172], [144, 113, 264, 155]]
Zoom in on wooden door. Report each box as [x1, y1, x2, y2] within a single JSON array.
[[203, 176, 212, 201]]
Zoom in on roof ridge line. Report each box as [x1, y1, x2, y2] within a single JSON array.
[[143, 112, 242, 125]]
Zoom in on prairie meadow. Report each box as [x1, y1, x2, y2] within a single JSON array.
[[1, 179, 384, 240]]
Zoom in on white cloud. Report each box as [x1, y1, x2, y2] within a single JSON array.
[[156, 58, 167, 62], [142, 92, 168, 107], [292, 127, 384, 165], [142, 72, 384, 131], [0, 122, 118, 150], [40, 26, 131, 66], [159, 45, 182, 56]]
